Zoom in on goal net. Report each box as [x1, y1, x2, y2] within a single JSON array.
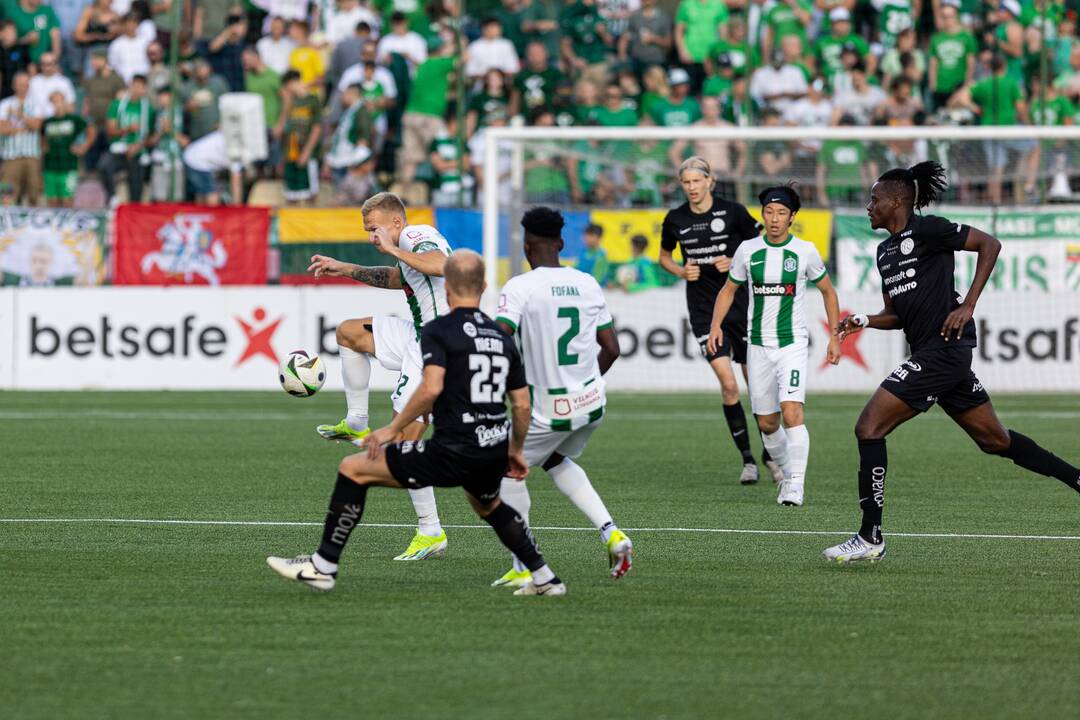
[[479, 125, 1080, 394]]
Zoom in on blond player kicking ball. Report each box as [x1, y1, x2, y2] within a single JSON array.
[[707, 185, 842, 506], [491, 207, 633, 588], [307, 192, 450, 561]]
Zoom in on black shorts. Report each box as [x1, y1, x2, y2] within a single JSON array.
[[384, 439, 508, 503], [690, 311, 748, 364], [880, 346, 990, 415]]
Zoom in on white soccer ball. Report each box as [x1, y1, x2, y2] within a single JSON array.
[[279, 350, 326, 397]]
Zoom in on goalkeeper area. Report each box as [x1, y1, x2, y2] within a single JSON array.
[[5, 390, 1080, 719]]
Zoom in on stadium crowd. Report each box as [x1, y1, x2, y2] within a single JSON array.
[[0, 0, 1071, 209]]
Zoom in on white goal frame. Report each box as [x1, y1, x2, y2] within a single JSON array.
[[480, 124, 1080, 313]]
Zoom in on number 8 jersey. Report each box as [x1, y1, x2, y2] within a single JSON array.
[[497, 266, 613, 430]]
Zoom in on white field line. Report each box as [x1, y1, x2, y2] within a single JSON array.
[[0, 410, 1078, 422], [2, 517, 1080, 541]]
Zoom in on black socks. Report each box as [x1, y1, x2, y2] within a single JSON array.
[[858, 439, 887, 544], [317, 473, 369, 563], [723, 402, 755, 465], [999, 430, 1080, 492], [483, 502, 546, 572]]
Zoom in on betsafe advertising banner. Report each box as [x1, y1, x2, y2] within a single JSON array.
[[4, 287, 1077, 392], [8, 287, 410, 390], [113, 204, 270, 286], [0, 208, 107, 286], [835, 206, 1080, 292]]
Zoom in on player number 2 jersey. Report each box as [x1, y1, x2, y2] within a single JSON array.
[[729, 234, 828, 348], [397, 224, 452, 336], [496, 266, 613, 430]]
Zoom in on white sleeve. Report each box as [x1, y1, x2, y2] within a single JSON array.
[[805, 243, 828, 284], [496, 276, 526, 331], [729, 244, 749, 284], [594, 281, 613, 329], [400, 225, 451, 255], [502, 42, 521, 74]]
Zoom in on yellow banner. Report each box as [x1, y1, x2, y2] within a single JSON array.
[[278, 207, 435, 243], [590, 207, 833, 264], [590, 209, 668, 264], [748, 207, 833, 260]]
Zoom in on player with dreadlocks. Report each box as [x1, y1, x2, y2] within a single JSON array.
[[822, 161, 1080, 563]]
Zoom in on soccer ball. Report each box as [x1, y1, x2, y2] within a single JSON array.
[[279, 350, 326, 397]]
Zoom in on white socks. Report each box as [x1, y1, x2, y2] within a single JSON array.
[[339, 345, 371, 431], [499, 477, 532, 572], [409, 487, 442, 537], [762, 427, 790, 478], [550, 459, 616, 541], [312, 552, 337, 574], [532, 564, 555, 584], [786, 424, 809, 485]]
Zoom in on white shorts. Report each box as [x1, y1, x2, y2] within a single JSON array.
[[747, 343, 808, 416], [371, 315, 423, 415], [523, 417, 601, 467]]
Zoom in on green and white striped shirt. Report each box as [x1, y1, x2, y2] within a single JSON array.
[[729, 234, 828, 348], [0, 96, 46, 160], [396, 224, 452, 338]]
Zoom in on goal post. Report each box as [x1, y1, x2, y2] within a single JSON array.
[[481, 123, 1080, 311]]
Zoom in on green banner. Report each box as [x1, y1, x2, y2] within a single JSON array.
[[835, 206, 1080, 292], [0, 208, 108, 286]]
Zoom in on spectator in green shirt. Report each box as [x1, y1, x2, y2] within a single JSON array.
[[674, 0, 728, 65], [512, 41, 559, 117], [576, 223, 610, 285], [617, 234, 661, 293], [399, 42, 456, 184], [952, 54, 1037, 204], [42, 92, 93, 208], [649, 67, 701, 127], [595, 84, 637, 126], [9, 0, 60, 63], [761, 0, 811, 64], [560, 0, 613, 87], [813, 8, 873, 81], [100, 74, 155, 204], [520, 0, 560, 62], [815, 114, 874, 206], [927, 3, 977, 109]]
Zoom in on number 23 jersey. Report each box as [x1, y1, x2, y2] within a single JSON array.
[[420, 307, 527, 458]]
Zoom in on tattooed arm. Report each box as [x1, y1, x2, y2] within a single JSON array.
[[307, 255, 403, 289]]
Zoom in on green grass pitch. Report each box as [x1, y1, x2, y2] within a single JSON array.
[[3, 390, 1080, 719]]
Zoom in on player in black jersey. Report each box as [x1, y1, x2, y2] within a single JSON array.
[[267, 250, 567, 595], [660, 156, 782, 485], [823, 161, 1080, 563]]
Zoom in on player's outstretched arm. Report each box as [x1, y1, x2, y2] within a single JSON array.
[[941, 227, 1001, 341], [837, 292, 903, 339], [506, 386, 531, 480], [597, 325, 620, 376], [369, 227, 448, 277], [308, 254, 403, 288], [817, 274, 842, 365], [706, 279, 738, 354], [367, 366, 442, 458]]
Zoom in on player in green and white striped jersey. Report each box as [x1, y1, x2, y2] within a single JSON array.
[[492, 207, 633, 588], [307, 192, 452, 561], [707, 185, 842, 507]]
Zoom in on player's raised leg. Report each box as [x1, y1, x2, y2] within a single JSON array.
[[948, 400, 1080, 494], [316, 318, 376, 443], [822, 387, 917, 563]]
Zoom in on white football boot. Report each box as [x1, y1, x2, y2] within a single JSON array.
[[739, 463, 759, 485], [267, 554, 337, 591], [822, 534, 886, 564], [777, 478, 804, 506], [513, 579, 567, 596]]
